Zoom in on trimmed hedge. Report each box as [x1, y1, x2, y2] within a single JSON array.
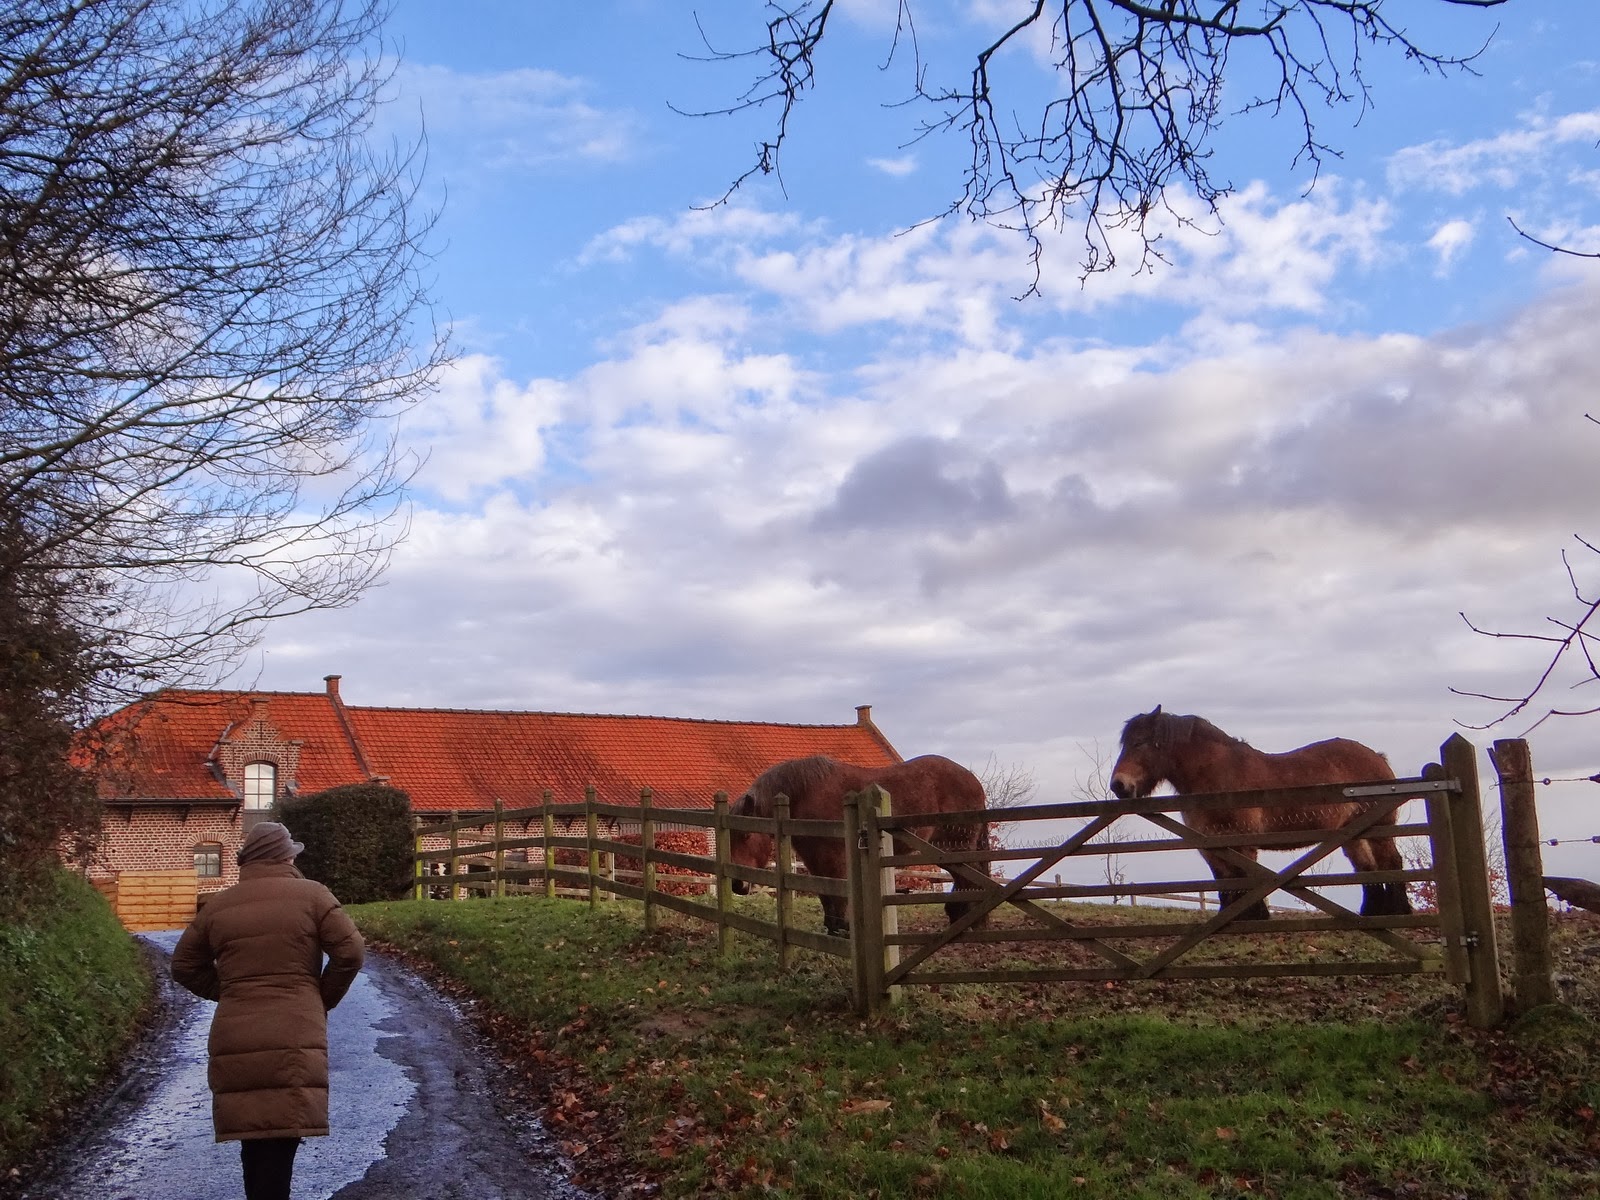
[[280, 783, 413, 905]]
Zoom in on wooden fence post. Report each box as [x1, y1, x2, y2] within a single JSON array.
[[842, 790, 868, 1016], [448, 814, 460, 901], [641, 787, 656, 934], [774, 793, 792, 971], [585, 785, 599, 909], [860, 784, 901, 1016], [1423, 762, 1471, 987], [1492, 738, 1556, 1011], [714, 791, 731, 957], [1441, 733, 1505, 1028], [412, 818, 424, 901], [493, 800, 505, 900], [541, 790, 555, 900]]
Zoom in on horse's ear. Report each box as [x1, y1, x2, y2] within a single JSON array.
[[1151, 703, 1162, 716]]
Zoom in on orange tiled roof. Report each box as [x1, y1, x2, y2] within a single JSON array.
[[90, 690, 370, 801], [87, 683, 901, 814]]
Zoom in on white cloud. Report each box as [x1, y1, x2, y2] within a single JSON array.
[[1427, 218, 1476, 274], [391, 63, 639, 171], [867, 155, 918, 177], [1388, 109, 1600, 196]]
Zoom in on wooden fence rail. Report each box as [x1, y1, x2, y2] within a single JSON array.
[[411, 733, 1525, 1026]]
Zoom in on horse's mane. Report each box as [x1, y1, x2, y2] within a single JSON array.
[[746, 755, 842, 815], [1127, 709, 1246, 748]]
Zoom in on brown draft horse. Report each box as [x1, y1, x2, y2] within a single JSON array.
[[728, 755, 990, 937], [1108, 706, 1412, 921]]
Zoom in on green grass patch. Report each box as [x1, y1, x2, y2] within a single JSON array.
[[351, 896, 1600, 1199], [0, 870, 153, 1173]]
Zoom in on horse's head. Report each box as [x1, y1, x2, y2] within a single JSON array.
[[1109, 704, 1175, 799], [726, 790, 774, 895]]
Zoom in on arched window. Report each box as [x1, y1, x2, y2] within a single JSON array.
[[194, 842, 223, 878], [243, 761, 277, 811]]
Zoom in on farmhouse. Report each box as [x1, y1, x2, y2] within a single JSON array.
[[85, 674, 901, 926]]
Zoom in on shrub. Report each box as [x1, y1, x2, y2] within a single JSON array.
[[279, 783, 413, 905], [0, 870, 151, 1173]]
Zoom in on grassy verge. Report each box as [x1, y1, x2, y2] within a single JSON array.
[[0, 870, 153, 1177], [350, 896, 1600, 1199]]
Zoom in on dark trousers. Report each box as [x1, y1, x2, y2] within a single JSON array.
[[240, 1136, 301, 1200]]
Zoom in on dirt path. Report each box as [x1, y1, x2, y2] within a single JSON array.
[[19, 934, 598, 1200]]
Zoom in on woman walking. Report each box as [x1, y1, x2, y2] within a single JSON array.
[[171, 821, 365, 1199]]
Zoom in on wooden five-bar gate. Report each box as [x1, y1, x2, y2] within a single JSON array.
[[412, 734, 1515, 1027]]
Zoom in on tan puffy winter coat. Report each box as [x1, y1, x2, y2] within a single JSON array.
[[171, 862, 365, 1141]]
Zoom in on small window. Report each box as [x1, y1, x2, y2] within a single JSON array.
[[242, 762, 276, 811], [194, 843, 222, 878]]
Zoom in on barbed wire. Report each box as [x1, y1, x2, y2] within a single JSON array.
[[1545, 835, 1600, 847], [1536, 774, 1600, 785]]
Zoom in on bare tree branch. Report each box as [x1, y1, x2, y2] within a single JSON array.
[[1506, 214, 1600, 259], [689, 1, 1504, 287], [0, 0, 447, 702], [1452, 536, 1600, 733]]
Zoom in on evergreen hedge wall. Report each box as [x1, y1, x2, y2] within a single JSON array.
[[280, 783, 413, 904]]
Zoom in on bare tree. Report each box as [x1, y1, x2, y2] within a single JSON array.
[[687, 0, 1504, 285], [0, 0, 445, 701], [971, 751, 1037, 851], [1452, 519, 1600, 732]]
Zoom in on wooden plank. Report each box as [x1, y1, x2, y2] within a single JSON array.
[[882, 822, 1431, 867], [902, 959, 1443, 986]]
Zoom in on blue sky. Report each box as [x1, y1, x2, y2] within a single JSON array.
[[241, 2, 1600, 877]]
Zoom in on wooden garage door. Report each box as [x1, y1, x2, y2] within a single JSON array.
[[115, 869, 198, 931]]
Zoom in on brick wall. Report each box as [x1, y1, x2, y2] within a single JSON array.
[[213, 703, 302, 794], [92, 806, 242, 894]]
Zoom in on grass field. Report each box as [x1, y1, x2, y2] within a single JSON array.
[[350, 893, 1600, 1199]]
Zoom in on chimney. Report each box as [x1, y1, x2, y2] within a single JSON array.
[[324, 674, 341, 699], [856, 704, 872, 726]]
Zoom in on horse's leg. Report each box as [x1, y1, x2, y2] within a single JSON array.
[[1201, 848, 1269, 921], [942, 824, 992, 929], [821, 892, 850, 937], [1348, 833, 1412, 916]]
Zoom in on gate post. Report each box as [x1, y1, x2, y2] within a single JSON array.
[[1491, 738, 1556, 1011], [861, 784, 901, 1016], [541, 790, 555, 900], [640, 787, 656, 934], [1441, 734, 1505, 1028], [847, 786, 899, 1018], [413, 818, 424, 901], [448, 815, 460, 901], [842, 790, 868, 1016], [713, 791, 732, 957], [774, 794, 793, 971], [585, 785, 599, 909], [493, 800, 506, 899]]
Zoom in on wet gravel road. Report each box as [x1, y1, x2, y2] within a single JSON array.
[[21, 934, 596, 1200]]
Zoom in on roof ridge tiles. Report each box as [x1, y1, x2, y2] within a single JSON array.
[[346, 703, 854, 728]]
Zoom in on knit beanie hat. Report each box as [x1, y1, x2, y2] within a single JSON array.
[[237, 821, 305, 865]]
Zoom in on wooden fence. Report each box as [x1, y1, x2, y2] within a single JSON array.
[[414, 733, 1539, 1027]]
